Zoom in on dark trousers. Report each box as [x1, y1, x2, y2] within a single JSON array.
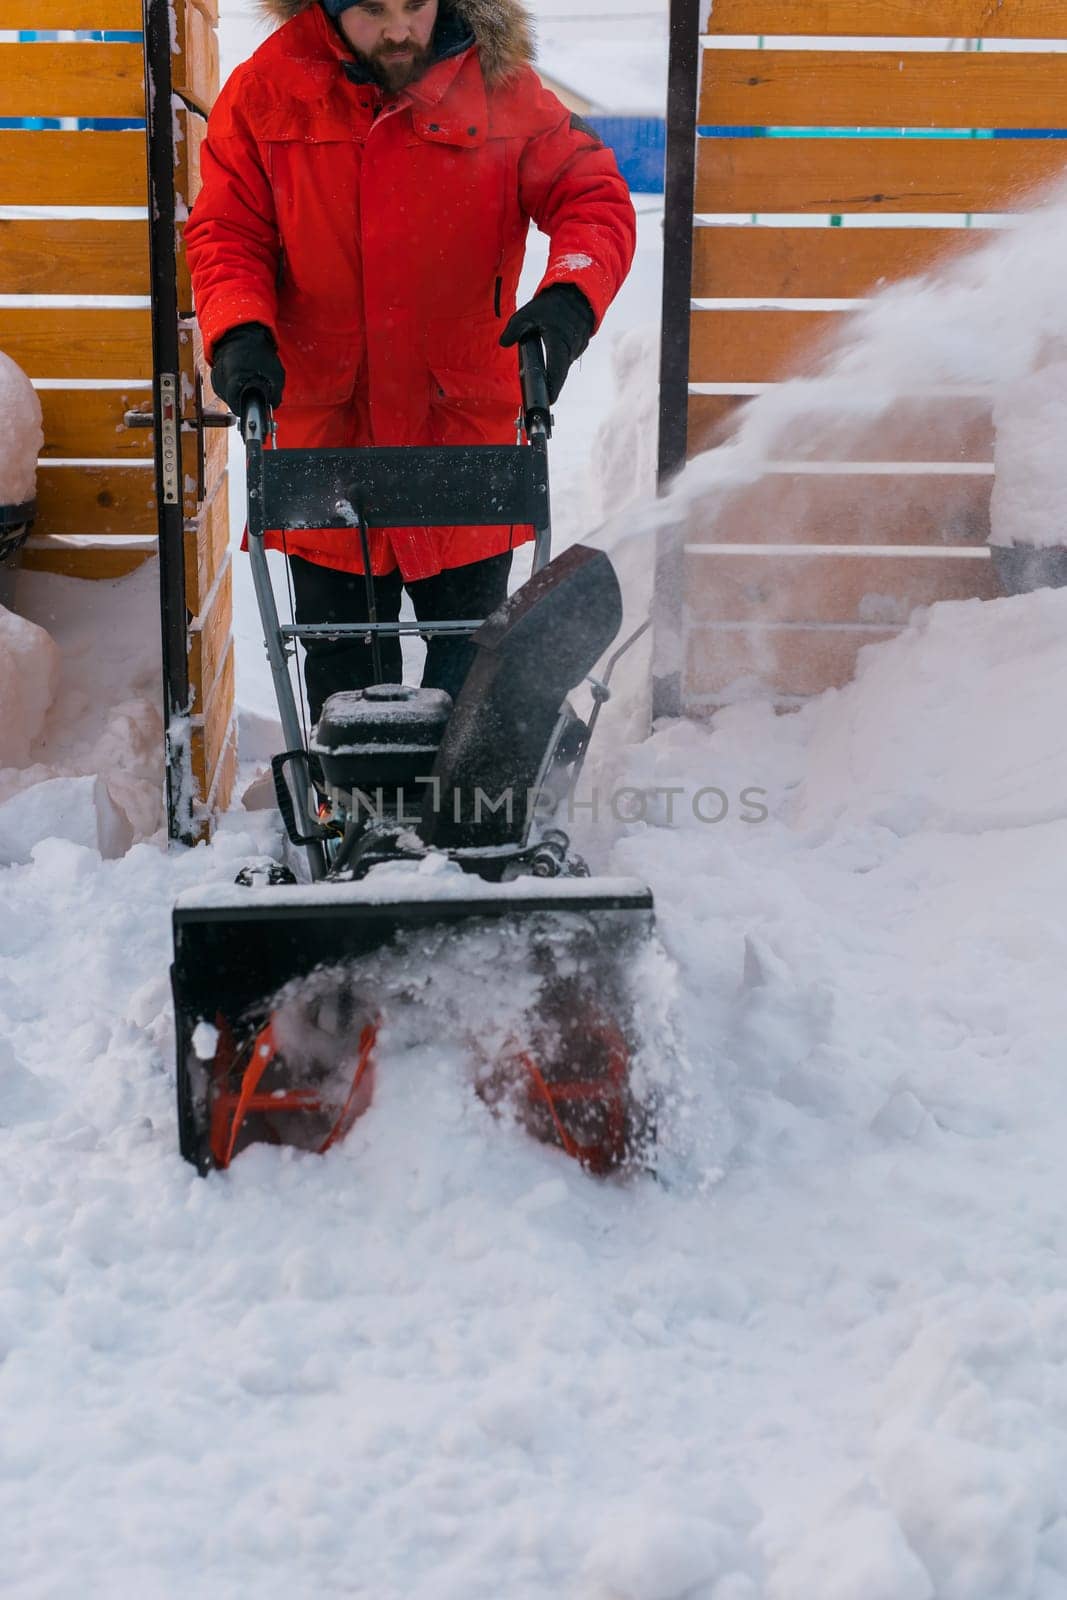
[[289, 551, 513, 722]]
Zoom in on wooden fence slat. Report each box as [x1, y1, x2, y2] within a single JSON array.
[[3, 2, 142, 26], [173, 0, 219, 117], [21, 539, 156, 580], [685, 471, 992, 546], [176, 111, 208, 313], [178, 318, 223, 413], [704, 1, 1067, 37], [175, 115, 206, 312], [176, 231, 193, 318], [178, 317, 204, 403], [39, 388, 153, 460], [684, 549, 998, 624], [696, 135, 1067, 214], [687, 395, 749, 455], [187, 557, 232, 690], [197, 723, 237, 823], [35, 466, 156, 537], [691, 224, 985, 300], [181, 420, 228, 516], [686, 392, 996, 463], [190, 636, 235, 795], [175, 107, 206, 210], [0, 43, 144, 121], [0, 220, 149, 298], [36, 449, 224, 535], [685, 624, 900, 701], [701, 49, 1067, 131], [0, 310, 152, 381], [690, 308, 844, 382], [184, 474, 230, 614], [0, 131, 146, 208]]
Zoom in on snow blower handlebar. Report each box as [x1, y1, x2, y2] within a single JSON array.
[[237, 338, 554, 881], [239, 334, 550, 446], [518, 335, 552, 570], [238, 336, 553, 572], [518, 334, 552, 442], [240, 389, 269, 447]]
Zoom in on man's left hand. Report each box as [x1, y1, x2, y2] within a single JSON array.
[[500, 285, 595, 405]]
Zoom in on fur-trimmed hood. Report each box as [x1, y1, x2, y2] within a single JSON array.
[[257, 0, 534, 86]]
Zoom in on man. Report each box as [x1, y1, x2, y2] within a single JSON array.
[[186, 0, 636, 720]]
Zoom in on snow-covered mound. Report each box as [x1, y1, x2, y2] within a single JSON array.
[[792, 587, 1067, 836], [0, 351, 42, 507], [6, 584, 1067, 1597], [0, 606, 58, 766], [0, 561, 164, 853]]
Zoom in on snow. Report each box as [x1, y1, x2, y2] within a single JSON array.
[[0, 773, 133, 864], [14, 587, 1067, 1593], [177, 870, 652, 911], [555, 250, 594, 272], [3, 561, 165, 842], [0, 350, 42, 506], [669, 180, 1067, 535], [531, 0, 669, 116], [790, 587, 1067, 836], [8, 7, 1067, 1598], [991, 358, 1067, 550], [0, 606, 58, 766]]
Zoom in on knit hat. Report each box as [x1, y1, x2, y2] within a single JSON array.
[[322, 0, 456, 15]]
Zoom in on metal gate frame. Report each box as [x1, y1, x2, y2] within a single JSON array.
[[142, 0, 193, 843], [658, 0, 702, 493], [653, 0, 702, 718]]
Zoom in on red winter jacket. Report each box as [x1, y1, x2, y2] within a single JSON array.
[[185, 0, 636, 580]]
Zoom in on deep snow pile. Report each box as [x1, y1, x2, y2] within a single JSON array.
[[0, 350, 41, 507], [7, 585, 1067, 1597], [0, 561, 164, 858], [0, 605, 58, 768]]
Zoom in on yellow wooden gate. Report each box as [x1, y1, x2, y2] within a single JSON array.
[[0, 1, 234, 828]]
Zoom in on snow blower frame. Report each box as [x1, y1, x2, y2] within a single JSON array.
[[172, 337, 656, 1176]]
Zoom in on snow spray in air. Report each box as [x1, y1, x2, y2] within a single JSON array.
[[593, 178, 1067, 692]]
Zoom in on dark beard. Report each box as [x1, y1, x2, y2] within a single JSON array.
[[355, 37, 434, 91]]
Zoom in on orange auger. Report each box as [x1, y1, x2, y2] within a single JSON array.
[[202, 972, 643, 1177], [205, 998, 635, 1175], [208, 1015, 379, 1170], [495, 1011, 634, 1176]]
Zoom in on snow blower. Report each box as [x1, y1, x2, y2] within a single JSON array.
[[171, 338, 655, 1176]]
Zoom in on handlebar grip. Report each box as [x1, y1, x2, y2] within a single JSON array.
[[519, 334, 552, 438], [240, 388, 269, 445]]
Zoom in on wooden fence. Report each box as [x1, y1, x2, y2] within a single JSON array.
[[0, 1, 235, 827], [657, 0, 1067, 711]]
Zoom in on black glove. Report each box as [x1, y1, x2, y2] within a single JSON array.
[[210, 322, 286, 415], [499, 284, 595, 405]]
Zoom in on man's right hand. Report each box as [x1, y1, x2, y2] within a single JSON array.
[[210, 322, 286, 415]]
